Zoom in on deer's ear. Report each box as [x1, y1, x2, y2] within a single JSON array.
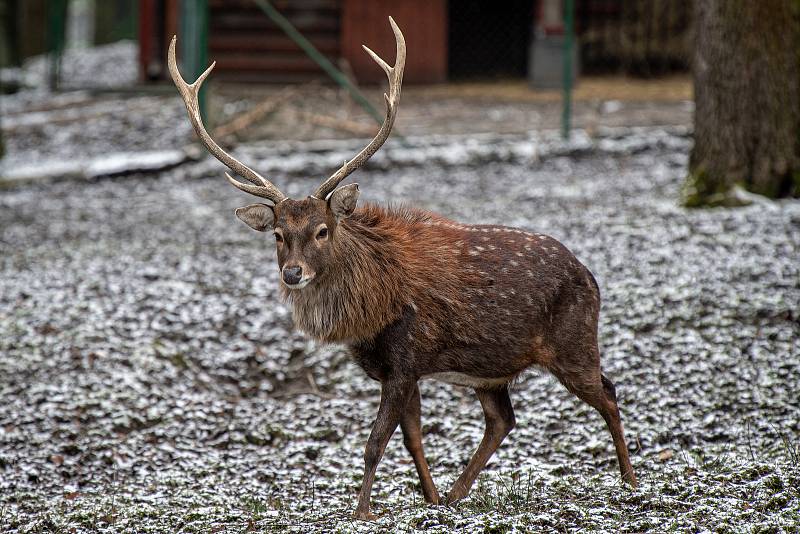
[[234, 203, 274, 232], [328, 183, 360, 220]]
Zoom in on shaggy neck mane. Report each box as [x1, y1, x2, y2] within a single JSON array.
[[284, 204, 432, 343]]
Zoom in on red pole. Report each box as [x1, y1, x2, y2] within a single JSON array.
[[138, 0, 156, 81]]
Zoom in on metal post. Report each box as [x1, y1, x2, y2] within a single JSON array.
[[47, 0, 69, 91], [2, 0, 22, 68], [180, 0, 209, 119], [561, 0, 575, 140], [253, 0, 384, 125]]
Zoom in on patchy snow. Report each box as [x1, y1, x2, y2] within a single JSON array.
[[85, 150, 187, 177], [206, 126, 687, 181], [0, 140, 798, 532], [0, 159, 84, 183], [16, 40, 138, 91], [1, 150, 187, 184]]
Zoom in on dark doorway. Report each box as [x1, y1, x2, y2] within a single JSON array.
[[448, 0, 534, 79]]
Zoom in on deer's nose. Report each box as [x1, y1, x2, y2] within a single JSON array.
[[282, 266, 303, 285]]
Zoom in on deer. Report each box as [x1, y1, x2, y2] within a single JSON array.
[[168, 18, 637, 521]]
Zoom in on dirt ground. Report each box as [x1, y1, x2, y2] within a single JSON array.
[[1, 42, 798, 533], [3, 63, 692, 170], [208, 75, 693, 141], [1, 130, 798, 531]]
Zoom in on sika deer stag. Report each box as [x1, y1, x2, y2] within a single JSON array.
[[169, 18, 637, 520]]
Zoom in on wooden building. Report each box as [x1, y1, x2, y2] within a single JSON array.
[[139, 0, 690, 85], [140, 0, 449, 84]]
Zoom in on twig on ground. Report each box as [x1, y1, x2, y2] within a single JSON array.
[[212, 87, 298, 140], [306, 370, 321, 396], [294, 109, 376, 136]]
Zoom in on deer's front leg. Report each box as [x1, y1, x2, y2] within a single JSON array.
[[400, 384, 440, 504], [354, 378, 416, 521]]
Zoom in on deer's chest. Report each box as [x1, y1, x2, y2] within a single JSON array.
[[350, 304, 417, 381]]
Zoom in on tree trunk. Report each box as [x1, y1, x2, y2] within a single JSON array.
[[684, 0, 800, 206]]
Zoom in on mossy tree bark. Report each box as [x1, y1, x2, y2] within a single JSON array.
[[684, 0, 800, 206]]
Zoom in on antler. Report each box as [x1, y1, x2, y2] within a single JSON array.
[[168, 37, 286, 204], [314, 17, 406, 200]]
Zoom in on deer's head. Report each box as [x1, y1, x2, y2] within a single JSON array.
[[169, 19, 405, 290]]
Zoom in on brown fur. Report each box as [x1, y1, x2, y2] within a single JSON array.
[[265, 197, 637, 518], [283, 202, 583, 371]]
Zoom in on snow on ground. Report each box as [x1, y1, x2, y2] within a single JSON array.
[[17, 40, 139, 91], [1, 134, 798, 532]]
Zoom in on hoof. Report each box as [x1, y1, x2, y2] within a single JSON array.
[[444, 491, 466, 506], [353, 510, 377, 521], [424, 492, 441, 505], [622, 469, 639, 489]]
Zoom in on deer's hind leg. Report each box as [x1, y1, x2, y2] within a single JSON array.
[[548, 352, 638, 487], [445, 386, 516, 504]]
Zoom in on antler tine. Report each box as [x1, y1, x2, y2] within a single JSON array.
[[314, 17, 406, 200], [168, 36, 286, 204]]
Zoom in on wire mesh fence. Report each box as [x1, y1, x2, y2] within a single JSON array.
[[447, 0, 691, 80], [577, 0, 692, 76], [1, 0, 693, 86]]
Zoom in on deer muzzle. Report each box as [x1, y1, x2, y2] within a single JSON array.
[[282, 265, 314, 289]]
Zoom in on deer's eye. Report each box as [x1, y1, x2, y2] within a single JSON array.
[[274, 232, 283, 243], [316, 227, 329, 240]]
